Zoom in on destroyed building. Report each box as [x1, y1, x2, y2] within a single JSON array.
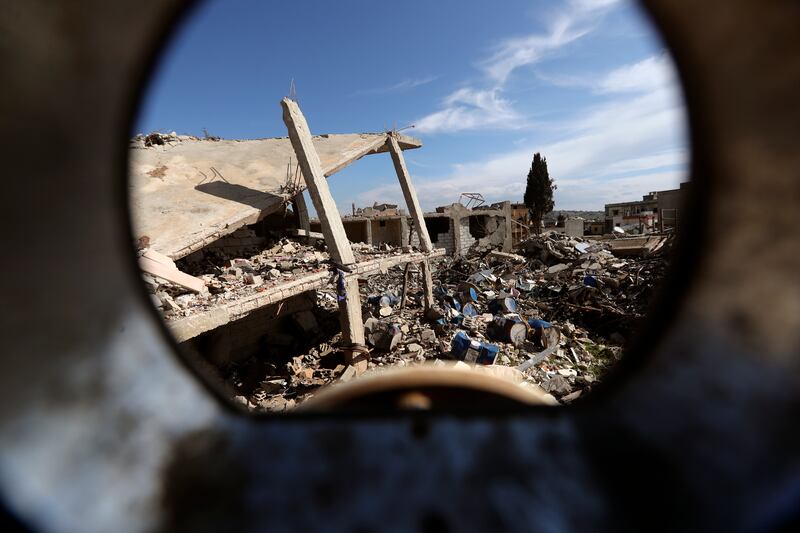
[[129, 98, 672, 412], [604, 182, 690, 233], [319, 201, 513, 256]]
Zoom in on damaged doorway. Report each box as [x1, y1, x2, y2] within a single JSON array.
[[129, 0, 689, 412]]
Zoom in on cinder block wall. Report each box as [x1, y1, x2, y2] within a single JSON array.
[[458, 217, 476, 253], [411, 216, 456, 255], [370, 219, 404, 246]]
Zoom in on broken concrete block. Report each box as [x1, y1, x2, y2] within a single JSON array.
[[547, 263, 568, 274], [420, 329, 436, 344], [260, 379, 287, 395], [375, 330, 402, 352], [174, 294, 196, 308], [406, 343, 423, 354], [243, 273, 263, 286], [541, 375, 571, 396], [296, 368, 315, 381]]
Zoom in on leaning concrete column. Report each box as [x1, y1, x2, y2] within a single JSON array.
[[292, 192, 311, 243], [387, 134, 435, 311], [281, 98, 366, 369], [364, 219, 372, 246]]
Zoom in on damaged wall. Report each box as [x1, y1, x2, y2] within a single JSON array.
[[412, 216, 455, 255], [341, 219, 369, 244], [181, 291, 317, 367], [370, 218, 404, 246]]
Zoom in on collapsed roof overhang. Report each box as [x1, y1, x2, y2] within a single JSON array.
[[129, 132, 422, 259]]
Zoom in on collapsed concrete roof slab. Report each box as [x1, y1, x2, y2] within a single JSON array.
[[130, 133, 421, 259], [168, 248, 445, 343]]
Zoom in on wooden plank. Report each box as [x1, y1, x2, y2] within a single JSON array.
[[139, 255, 206, 293], [387, 134, 433, 253], [281, 98, 365, 358]]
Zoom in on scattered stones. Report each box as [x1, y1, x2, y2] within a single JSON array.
[[541, 375, 572, 396], [153, 230, 670, 411]]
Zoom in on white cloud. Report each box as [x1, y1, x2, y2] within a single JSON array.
[[568, 0, 622, 11], [414, 88, 525, 134], [358, 2, 687, 210], [597, 53, 674, 93], [354, 76, 438, 96], [358, 62, 687, 210], [413, 0, 621, 135], [480, 15, 589, 85], [535, 52, 677, 95]]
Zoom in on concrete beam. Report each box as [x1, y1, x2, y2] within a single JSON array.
[[168, 249, 445, 343], [281, 98, 365, 361], [387, 134, 435, 310], [364, 219, 373, 246], [388, 135, 432, 253]]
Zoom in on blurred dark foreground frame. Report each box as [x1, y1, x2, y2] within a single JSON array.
[[0, 1, 798, 531]]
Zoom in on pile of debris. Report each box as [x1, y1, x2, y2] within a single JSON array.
[[144, 236, 413, 320], [203, 231, 672, 412]]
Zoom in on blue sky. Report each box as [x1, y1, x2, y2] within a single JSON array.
[[135, 0, 688, 213]]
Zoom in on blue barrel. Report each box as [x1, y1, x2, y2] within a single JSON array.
[[477, 343, 500, 365], [451, 331, 500, 364], [487, 315, 528, 346], [488, 297, 518, 315], [528, 318, 552, 330], [451, 331, 472, 360], [462, 302, 479, 317], [457, 286, 478, 303]]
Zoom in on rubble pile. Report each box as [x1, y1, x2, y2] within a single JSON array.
[[202, 232, 672, 412], [143, 236, 413, 320]]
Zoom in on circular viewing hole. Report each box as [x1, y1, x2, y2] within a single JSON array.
[[129, 0, 689, 413]]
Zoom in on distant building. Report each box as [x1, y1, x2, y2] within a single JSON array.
[[604, 182, 689, 233], [584, 220, 604, 236], [565, 218, 584, 237], [352, 202, 404, 217], [316, 201, 513, 256]]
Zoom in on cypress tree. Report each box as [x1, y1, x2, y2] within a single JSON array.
[[523, 152, 556, 234]]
